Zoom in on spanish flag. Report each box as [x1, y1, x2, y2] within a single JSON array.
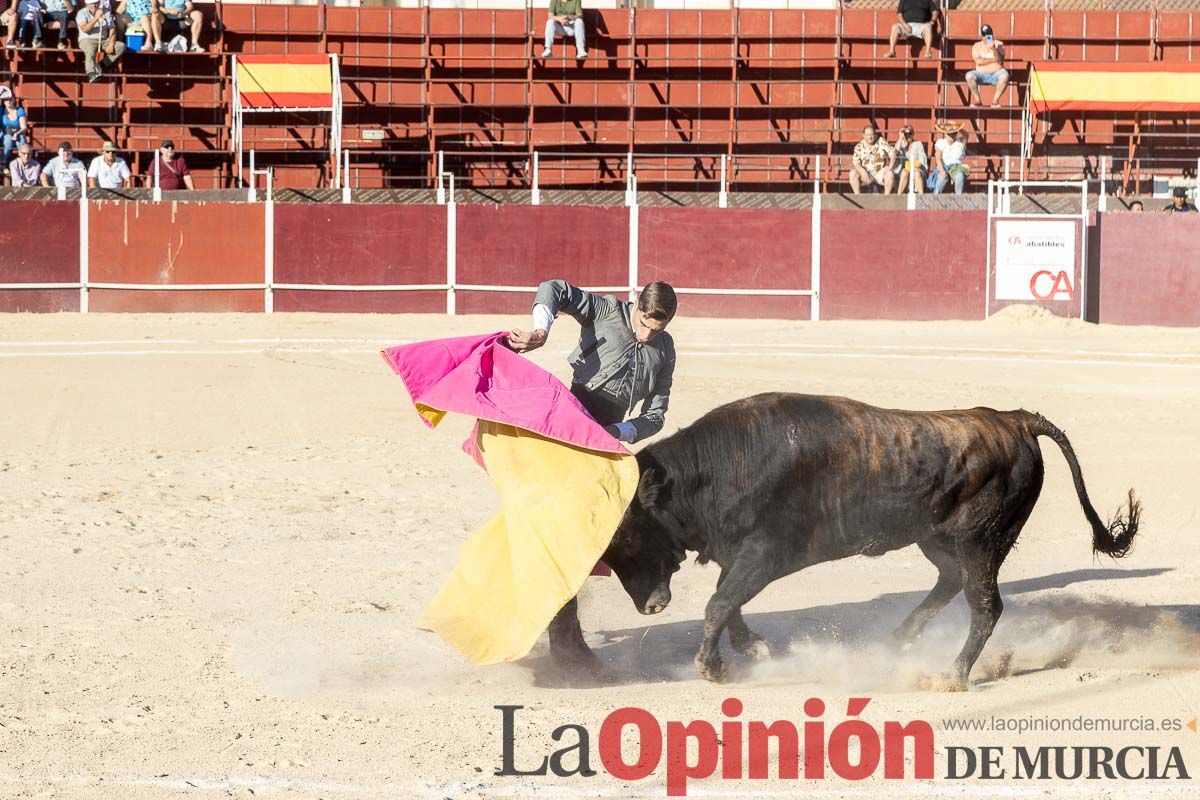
[[1029, 61, 1200, 116], [382, 333, 640, 665], [235, 55, 333, 110]]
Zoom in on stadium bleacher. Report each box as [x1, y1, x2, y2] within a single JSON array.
[[3, 0, 1198, 193]]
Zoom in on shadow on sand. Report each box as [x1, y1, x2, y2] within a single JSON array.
[[529, 567, 1200, 689]]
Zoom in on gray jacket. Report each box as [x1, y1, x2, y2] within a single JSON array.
[[533, 279, 675, 443]]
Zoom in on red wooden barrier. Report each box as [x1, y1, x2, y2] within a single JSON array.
[[0, 201, 80, 312], [88, 201, 265, 312], [273, 204, 446, 313], [5, 201, 1200, 327], [454, 205, 630, 315], [820, 209, 986, 320], [639, 207, 813, 319], [1097, 213, 1200, 327]]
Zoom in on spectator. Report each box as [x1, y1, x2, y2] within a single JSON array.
[[966, 24, 1010, 108], [43, 0, 76, 50], [152, 0, 201, 52], [884, 0, 938, 60], [1128, 200, 1144, 212], [116, 0, 154, 50], [1, 93, 27, 165], [1164, 187, 1197, 213], [934, 128, 969, 195], [87, 140, 131, 188], [150, 139, 193, 189], [849, 124, 894, 194], [14, 0, 44, 48], [539, 0, 586, 61], [9, 142, 40, 186], [891, 124, 927, 195], [77, 0, 123, 82], [40, 141, 86, 187]]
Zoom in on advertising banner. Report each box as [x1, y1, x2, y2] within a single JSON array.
[[994, 219, 1078, 303]]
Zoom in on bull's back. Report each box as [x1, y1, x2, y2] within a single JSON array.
[[651, 393, 1042, 563]]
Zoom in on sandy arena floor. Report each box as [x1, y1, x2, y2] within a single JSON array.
[[1, 310, 1199, 799]]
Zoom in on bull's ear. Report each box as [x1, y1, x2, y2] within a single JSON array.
[[637, 466, 671, 508]]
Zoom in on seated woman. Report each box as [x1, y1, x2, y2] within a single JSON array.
[[891, 125, 927, 195], [1, 92, 28, 167]]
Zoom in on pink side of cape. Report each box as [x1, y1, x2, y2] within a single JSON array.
[[381, 332, 625, 576], [380, 331, 630, 459]]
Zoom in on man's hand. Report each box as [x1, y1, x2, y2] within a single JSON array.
[[507, 328, 547, 353]]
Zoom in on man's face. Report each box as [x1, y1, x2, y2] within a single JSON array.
[[17, 147, 30, 161], [632, 306, 668, 344], [61, 149, 73, 164], [863, 127, 876, 145], [161, 145, 174, 159], [1174, 195, 1186, 208], [104, 149, 115, 164]]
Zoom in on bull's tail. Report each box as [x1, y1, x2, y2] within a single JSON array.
[[1023, 411, 1140, 558]]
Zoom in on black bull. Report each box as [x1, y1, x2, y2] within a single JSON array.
[[599, 393, 1140, 688]]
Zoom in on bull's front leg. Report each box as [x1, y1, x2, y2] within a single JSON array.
[[696, 546, 776, 682], [717, 569, 771, 661]]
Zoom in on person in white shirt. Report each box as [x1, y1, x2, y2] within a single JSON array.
[[87, 140, 131, 188], [40, 140, 87, 188], [933, 127, 969, 195]]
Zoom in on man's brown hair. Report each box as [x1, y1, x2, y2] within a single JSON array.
[[638, 281, 677, 322]]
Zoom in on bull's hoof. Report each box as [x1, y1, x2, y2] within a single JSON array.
[[551, 642, 604, 674], [734, 636, 771, 662], [695, 653, 728, 683]]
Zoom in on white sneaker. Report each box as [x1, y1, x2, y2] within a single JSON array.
[[576, 49, 588, 60], [539, 47, 552, 58]]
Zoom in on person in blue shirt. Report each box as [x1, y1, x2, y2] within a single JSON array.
[[14, 0, 44, 47], [1, 93, 27, 165]]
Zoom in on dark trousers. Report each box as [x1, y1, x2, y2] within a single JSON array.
[[43, 10, 68, 43], [546, 384, 626, 668], [17, 14, 41, 43]]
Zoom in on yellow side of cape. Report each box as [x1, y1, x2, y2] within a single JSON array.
[[418, 420, 640, 665]]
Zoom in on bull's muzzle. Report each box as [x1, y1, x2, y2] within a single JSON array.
[[639, 585, 672, 615]]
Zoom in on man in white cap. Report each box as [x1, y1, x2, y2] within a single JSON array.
[[87, 140, 131, 189], [76, 0, 124, 82]]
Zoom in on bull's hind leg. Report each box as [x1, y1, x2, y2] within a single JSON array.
[[950, 563, 1003, 690], [949, 486, 1039, 689], [696, 548, 777, 682], [718, 569, 771, 661], [892, 535, 964, 649]]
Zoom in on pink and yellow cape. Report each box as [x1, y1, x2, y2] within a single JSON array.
[[382, 332, 639, 665]]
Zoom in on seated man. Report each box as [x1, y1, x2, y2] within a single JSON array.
[[40, 140, 87, 188], [149, 138, 194, 189], [849, 124, 894, 194], [966, 24, 1010, 107], [884, 0, 938, 60], [76, 0, 123, 82], [538, 0, 586, 61], [87, 140, 131, 188], [9, 142, 41, 186], [1164, 187, 1197, 213], [152, 0, 201, 51]]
